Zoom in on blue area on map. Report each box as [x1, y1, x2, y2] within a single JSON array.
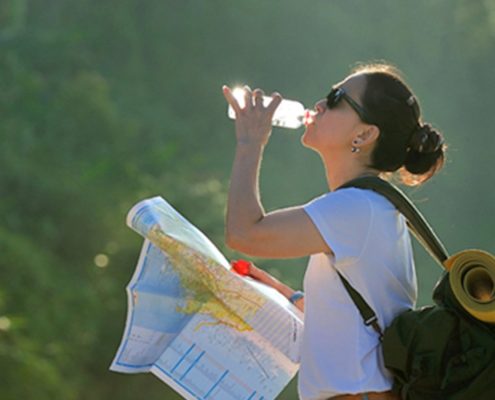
[[132, 242, 194, 334], [131, 206, 158, 237]]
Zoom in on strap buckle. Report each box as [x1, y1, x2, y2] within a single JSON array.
[[364, 316, 378, 326]]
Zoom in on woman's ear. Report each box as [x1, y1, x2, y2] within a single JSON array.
[[356, 125, 380, 146]]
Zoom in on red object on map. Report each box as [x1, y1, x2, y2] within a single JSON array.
[[231, 259, 251, 276]]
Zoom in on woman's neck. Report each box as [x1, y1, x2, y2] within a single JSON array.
[[321, 152, 379, 191]]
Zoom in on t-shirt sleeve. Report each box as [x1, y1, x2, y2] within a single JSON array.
[[303, 188, 373, 264]]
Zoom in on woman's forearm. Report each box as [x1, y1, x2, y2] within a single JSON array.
[[266, 277, 304, 312], [246, 263, 305, 312], [223, 85, 281, 250], [225, 143, 265, 247]]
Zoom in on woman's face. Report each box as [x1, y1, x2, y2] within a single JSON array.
[[302, 73, 369, 156]]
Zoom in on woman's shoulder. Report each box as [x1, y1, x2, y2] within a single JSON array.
[[305, 188, 397, 226], [305, 188, 372, 221], [310, 187, 392, 209]]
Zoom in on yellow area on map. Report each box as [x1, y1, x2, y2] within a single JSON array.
[[148, 226, 267, 332]]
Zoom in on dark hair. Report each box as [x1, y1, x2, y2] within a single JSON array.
[[352, 63, 446, 186]]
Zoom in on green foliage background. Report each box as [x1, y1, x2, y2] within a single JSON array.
[[1, 1, 494, 398]]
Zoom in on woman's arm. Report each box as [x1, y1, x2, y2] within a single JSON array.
[[223, 86, 330, 258]]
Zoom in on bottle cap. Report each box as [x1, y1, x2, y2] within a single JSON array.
[[231, 259, 251, 276], [303, 110, 316, 126]]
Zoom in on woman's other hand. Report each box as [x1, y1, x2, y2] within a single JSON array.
[[231, 260, 304, 311], [222, 85, 282, 148]]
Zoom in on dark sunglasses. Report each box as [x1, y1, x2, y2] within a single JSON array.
[[326, 87, 372, 123]]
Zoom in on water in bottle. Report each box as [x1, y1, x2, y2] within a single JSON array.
[[227, 87, 315, 129]]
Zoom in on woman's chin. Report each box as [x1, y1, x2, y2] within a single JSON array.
[[301, 127, 315, 149], [301, 131, 310, 147]]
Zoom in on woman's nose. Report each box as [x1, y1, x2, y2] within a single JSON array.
[[314, 99, 326, 114]]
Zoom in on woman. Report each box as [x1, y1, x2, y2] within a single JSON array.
[[222, 63, 446, 400]]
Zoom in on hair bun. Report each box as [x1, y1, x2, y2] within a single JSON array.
[[403, 122, 445, 180], [408, 123, 444, 154]]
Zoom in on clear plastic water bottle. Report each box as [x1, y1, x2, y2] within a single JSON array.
[[227, 87, 315, 129]]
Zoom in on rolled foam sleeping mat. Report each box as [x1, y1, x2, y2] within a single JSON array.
[[444, 249, 495, 324]]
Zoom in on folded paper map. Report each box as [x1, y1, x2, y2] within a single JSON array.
[[110, 197, 304, 400]]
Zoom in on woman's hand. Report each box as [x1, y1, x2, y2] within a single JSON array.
[[231, 260, 304, 311], [222, 85, 282, 148], [231, 259, 282, 289]]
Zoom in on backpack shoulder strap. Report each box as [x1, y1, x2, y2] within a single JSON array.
[[334, 176, 449, 336], [337, 270, 384, 339], [339, 176, 449, 265]]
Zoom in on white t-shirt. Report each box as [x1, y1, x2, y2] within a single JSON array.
[[299, 187, 417, 400]]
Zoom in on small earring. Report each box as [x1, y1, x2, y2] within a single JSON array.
[[351, 146, 360, 153]]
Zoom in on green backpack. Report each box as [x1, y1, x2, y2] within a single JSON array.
[[338, 177, 495, 400]]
